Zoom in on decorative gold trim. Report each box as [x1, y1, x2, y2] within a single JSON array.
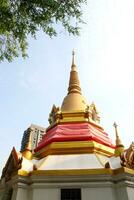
[[113, 167, 134, 175], [30, 167, 134, 176], [31, 168, 113, 176], [18, 169, 29, 176], [123, 167, 134, 174], [22, 150, 33, 160], [34, 141, 114, 159], [17, 167, 134, 177]]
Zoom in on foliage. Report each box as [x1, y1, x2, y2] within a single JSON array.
[[0, 0, 86, 62]]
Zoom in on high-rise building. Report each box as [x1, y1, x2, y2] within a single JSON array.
[[20, 124, 45, 153], [0, 53, 134, 200]]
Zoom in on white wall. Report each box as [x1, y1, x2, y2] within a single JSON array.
[[126, 187, 134, 200], [32, 188, 59, 200], [14, 188, 28, 200], [82, 187, 116, 200]]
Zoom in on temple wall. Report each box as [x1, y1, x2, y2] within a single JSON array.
[[115, 187, 128, 200], [11, 184, 28, 200], [30, 187, 116, 200], [82, 187, 116, 200], [114, 175, 134, 200], [32, 188, 59, 200], [29, 185, 134, 200], [1, 173, 134, 200], [26, 174, 134, 200], [126, 187, 134, 200], [29, 177, 116, 200]]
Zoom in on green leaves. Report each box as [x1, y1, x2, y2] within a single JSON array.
[[0, 0, 86, 62]]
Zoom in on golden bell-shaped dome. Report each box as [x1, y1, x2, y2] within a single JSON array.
[[61, 93, 88, 112]]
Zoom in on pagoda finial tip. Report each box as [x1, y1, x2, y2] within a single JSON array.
[[113, 122, 118, 128], [72, 49, 75, 55], [72, 50, 75, 66], [113, 121, 119, 138]]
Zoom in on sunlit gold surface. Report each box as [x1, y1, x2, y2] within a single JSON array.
[[18, 169, 29, 176], [29, 167, 134, 176], [31, 168, 113, 176], [22, 150, 33, 160], [17, 166, 134, 177], [34, 141, 114, 159], [47, 108, 103, 130], [61, 93, 88, 112], [113, 167, 134, 175]]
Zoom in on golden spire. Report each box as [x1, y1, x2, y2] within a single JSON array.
[[113, 122, 124, 156], [61, 51, 87, 112], [68, 51, 82, 94]]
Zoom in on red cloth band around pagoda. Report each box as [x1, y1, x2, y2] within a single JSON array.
[[35, 123, 115, 152]]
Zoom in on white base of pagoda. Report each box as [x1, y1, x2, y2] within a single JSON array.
[[0, 173, 134, 200], [36, 154, 109, 170], [12, 177, 134, 200]]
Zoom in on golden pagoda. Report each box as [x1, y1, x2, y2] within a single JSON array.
[[0, 53, 134, 200], [34, 52, 115, 160]]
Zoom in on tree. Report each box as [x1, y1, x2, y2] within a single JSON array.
[[0, 0, 86, 62]]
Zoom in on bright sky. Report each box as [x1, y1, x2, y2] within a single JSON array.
[[1, 0, 134, 174]]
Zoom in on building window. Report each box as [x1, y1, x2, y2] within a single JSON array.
[[61, 189, 81, 200]]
